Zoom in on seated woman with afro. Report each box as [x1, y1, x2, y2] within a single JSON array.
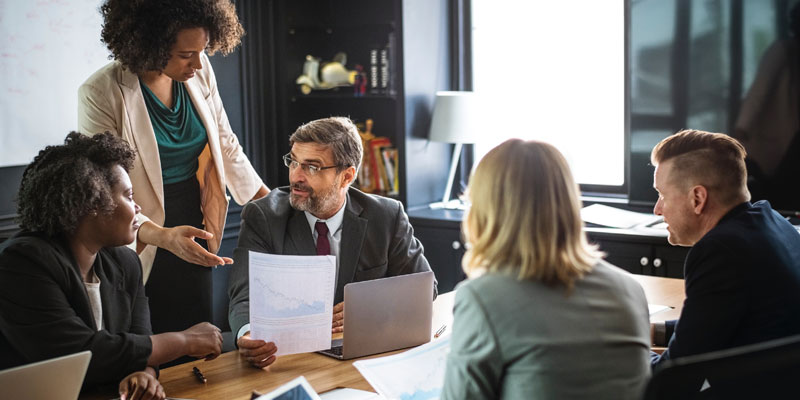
[[0, 132, 223, 400]]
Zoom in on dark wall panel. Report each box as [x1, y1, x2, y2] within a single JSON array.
[[402, 0, 453, 208], [0, 166, 24, 242]]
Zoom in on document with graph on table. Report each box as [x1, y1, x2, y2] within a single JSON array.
[[353, 335, 451, 400], [249, 252, 336, 356]]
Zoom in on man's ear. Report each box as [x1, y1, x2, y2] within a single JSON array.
[[339, 166, 357, 188], [690, 185, 708, 215]]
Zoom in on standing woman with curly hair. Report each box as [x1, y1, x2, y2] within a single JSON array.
[[78, 0, 270, 338], [0, 133, 223, 399]]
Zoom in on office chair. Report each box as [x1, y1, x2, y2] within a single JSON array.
[[643, 333, 800, 400]]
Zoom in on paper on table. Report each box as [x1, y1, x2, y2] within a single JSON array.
[[648, 303, 672, 315], [249, 252, 335, 356], [354, 335, 450, 400], [319, 388, 381, 400], [581, 203, 663, 229]]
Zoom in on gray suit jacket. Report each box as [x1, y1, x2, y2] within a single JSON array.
[[441, 261, 651, 400], [228, 187, 436, 337]]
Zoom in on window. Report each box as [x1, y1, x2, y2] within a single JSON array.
[[470, 0, 626, 189]]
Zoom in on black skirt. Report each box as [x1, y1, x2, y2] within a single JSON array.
[[145, 176, 213, 335]]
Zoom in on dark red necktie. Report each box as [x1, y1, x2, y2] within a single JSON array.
[[315, 221, 330, 255]]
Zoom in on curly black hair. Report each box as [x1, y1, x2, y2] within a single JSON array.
[[16, 132, 136, 237], [100, 0, 244, 74]]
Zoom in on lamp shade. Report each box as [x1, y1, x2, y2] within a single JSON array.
[[428, 91, 483, 144]]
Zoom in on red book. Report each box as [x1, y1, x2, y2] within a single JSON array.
[[368, 137, 392, 193]]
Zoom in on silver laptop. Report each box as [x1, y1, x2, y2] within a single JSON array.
[[319, 271, 434, 360], [0, 350, 91, 400]]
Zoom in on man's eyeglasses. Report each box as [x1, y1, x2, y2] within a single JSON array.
[[282, 153, 344, 176]]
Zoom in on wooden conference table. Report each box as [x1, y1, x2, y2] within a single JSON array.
[[81, 274, 685, 399]]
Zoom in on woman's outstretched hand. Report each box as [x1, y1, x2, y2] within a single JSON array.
[[138, 221, 233, 267]]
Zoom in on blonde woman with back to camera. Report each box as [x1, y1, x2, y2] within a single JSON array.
[[440, 139, 651, 399]]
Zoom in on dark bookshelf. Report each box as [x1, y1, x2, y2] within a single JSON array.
[[272, 0, 453, 206]]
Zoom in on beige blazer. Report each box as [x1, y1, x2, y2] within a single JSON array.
[[78, 53, 263, 282]]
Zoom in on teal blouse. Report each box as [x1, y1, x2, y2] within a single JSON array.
[[140, 80, 208, 185]]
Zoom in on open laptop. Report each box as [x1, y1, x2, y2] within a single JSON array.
[[0, 350, 91, 400], [319, 271, 434, 360]]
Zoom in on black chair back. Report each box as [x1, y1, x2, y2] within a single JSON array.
[[644, 334, 800, 399]]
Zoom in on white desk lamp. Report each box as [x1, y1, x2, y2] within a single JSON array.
[[428, 91, 482, 209]]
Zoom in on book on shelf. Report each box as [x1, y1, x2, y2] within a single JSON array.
[[368, 137, 392, 193], [380, 32, 395, 96], [369, 49, 379, 94], [355, 119, 399, 197], [381, 147, 399, 195], [380, 48, 389, 92]]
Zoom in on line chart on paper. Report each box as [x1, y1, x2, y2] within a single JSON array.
[[354, 336, 451, 400], [251, 270, 329, 318], [248, 252, 336, 355]]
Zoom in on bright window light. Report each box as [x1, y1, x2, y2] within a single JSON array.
[[471, 0, 625, 186]]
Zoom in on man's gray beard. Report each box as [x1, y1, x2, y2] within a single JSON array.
[[289, 184, 340, 216]]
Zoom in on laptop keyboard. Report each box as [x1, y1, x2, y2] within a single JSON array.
[[326, 345, 343, 356]]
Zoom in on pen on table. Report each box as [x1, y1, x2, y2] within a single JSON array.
[[193, 366, 207, 384], [434, 324, 447, 338]]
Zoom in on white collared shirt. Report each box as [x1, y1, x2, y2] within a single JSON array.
[[303, 200, 346, 261], [304, 198, 346, 292]]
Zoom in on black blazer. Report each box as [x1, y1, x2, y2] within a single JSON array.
[[227, 187, 437, 338], [654, 201, 800, 366], [0, 232, 153, 387]]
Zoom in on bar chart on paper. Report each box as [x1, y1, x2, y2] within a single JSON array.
[[354, 336, 451, 400]]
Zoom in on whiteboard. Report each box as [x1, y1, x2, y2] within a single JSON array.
[[0, 0, 110, 167]]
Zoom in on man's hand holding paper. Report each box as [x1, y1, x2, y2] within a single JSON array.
[[237, 333, 278, 368]]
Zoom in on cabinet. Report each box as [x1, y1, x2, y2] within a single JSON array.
[[585, 228, 689, 278], [408, 209, 690, 291], [270, 0, 453, 206], [408, 207, 467, 293]]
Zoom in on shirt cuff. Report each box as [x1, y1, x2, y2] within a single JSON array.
[[237, 323, 251, 341], [653, 321, 668, 346], [130, 213, 152, 251]]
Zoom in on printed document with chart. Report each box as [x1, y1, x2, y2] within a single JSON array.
[[354, 335, 451, 400], [249, 252, 336, 356]]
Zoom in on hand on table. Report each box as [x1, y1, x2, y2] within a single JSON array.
[[182, 322, 223, 360], [238, 333, 278, 368], [119, 370, 164, 400], [332, 302, 344, 334]]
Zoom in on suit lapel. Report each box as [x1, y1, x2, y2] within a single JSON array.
[[56, 240, 96, 330], [118, 68, 164, 206], [336, 191, 367, 302], [185, 74, 226, 190], [286, 210, 317, 255]]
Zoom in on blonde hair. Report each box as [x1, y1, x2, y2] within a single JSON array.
[[462, 139, 601, 289]]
